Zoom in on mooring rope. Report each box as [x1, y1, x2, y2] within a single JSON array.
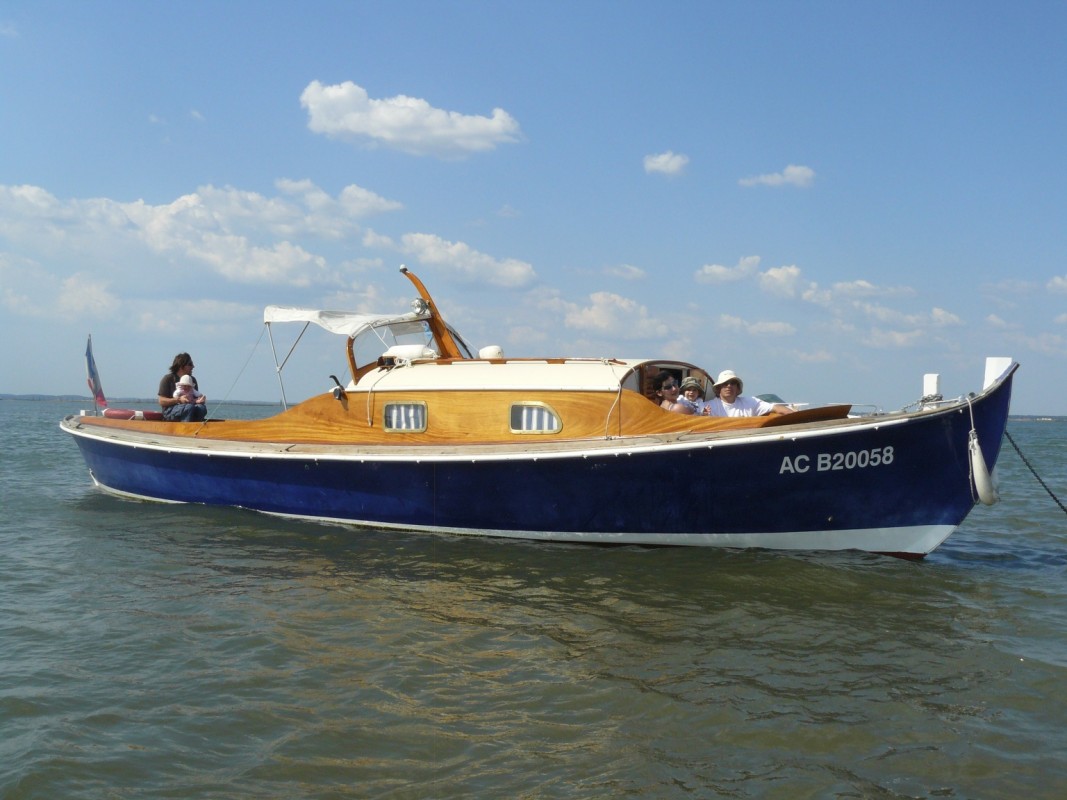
[[1004, 430, 1067, 516]]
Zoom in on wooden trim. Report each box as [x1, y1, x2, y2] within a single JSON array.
[[76, 388, 849, 447], [400, 267, 465, 359]]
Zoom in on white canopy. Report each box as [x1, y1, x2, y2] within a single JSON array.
[[263, 306, 424, 338]]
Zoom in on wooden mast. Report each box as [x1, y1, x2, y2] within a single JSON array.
[[400, 266, 466, 359]]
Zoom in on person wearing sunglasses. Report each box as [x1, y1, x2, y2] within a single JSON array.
[[704, 370, 793, 418], [652, 371, 694, 414], [158, 352, 207, 422]]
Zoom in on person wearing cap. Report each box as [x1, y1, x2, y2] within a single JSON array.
[[652, 370, 694, 414], [158, 352, 207, 422], [677, 376, 709, 415], [704, 370, 794, 417]]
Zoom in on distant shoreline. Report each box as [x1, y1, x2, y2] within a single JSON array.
[[0, 394, 279, 406]]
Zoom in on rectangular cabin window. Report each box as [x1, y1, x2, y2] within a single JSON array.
[[383, 402, 427, 432], [510, 402, 562, 434]]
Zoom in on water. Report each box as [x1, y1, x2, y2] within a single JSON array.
[[2, 399, 1066, 798]]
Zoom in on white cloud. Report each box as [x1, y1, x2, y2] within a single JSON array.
[[829, 279, 914, 299], [301, 80, 522, 158], [749, 320, 797, 336], [1049, 275, 1067, 293], [793, 349, 835, 364], [853, 302, 961, 328], [643, 150, 689, 176], [1004, 331, 1067, 356], [398, 232, 535, 288], [362, 228, 395, 249], [0, 180, 403, 287], [136, 298, 258, 334], [716, 313, 795, 336], [929, 307, 962, 326], [695, 255, 760, 284], [739, 164, 815, 188], [759, 264, 806, 297], [863, 327, 926, 348], [1056, 313, 1067, 324], [57, 273, 121, 317], [563, 291, 669, 339], [0, 255, 54, 316], [188, 234, 326, 285], [604, 264, 646, 280]]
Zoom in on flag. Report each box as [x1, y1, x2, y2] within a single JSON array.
[[85, 334, 108, 409]]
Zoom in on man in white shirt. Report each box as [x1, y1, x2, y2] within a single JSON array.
[[704, 370, 794, 417]]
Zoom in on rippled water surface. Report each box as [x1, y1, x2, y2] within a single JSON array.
[[2, 399, 1066, 798]]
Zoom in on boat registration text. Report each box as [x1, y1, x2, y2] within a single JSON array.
[[779, 446, 895, 474]]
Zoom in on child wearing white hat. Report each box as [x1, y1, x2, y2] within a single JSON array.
[[173, 373, 204, 405]]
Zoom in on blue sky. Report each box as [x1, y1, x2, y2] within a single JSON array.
[[2, 1, 1065, 414]]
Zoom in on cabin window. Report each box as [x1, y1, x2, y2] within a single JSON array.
[[510, 402, 562, 434], [383, 402, 427, 432]]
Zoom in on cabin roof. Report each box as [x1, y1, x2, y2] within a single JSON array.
[[353, 357, 655, 392]]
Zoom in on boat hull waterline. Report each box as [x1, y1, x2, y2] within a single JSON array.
[[62, 365, 1014, 558]]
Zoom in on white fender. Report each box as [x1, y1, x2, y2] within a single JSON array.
[[969, 430, 998, 505]]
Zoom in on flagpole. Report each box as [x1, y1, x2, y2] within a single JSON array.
[[86, 333, 108, 415]]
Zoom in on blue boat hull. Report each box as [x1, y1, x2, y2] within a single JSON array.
[[63, 367, 1015, 556]]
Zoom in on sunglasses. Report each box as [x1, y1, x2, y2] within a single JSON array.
[[661, 382, 679, 389]]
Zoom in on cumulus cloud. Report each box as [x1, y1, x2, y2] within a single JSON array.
[[695, 255, 760, 284], [604, 264, 646, 280], [739, 164, 815, 188], [137, 298, 259, 333], [852, 302, 961, 328], [0, 180, 402, 286], [690, 256, 961, 349], [929, 307, 962, 326], [794, 349, 835, 364], [759, 264, 807, 297], [562, 291, 669, 339], [643, 150, 689, 176], [57, 273, 121, 317], [828, 279, 914, 299], [863, 327, 927, 348], [1049, 275, 1067, 292], [716, 313, 795, 336], [1003, 331, 1067, 356], [301, 80, 522, 158], [398, 232, 535, 288]]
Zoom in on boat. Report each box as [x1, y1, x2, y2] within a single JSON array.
[[61, 267, 1018, 559]]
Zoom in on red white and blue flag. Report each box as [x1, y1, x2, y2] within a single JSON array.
[[85, 334, 108, 409]]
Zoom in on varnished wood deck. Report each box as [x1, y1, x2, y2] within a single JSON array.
[[73, 390, 851, 447]]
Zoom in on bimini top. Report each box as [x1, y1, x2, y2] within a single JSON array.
[[263, 305, 428, 339]]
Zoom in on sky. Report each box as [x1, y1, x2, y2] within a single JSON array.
[[1, 1, 1065, 414]]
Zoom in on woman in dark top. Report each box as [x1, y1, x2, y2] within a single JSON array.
[[157, 352, 207, 422]]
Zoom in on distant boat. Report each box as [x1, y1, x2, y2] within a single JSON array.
[[62, 267, 1017, 559]]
